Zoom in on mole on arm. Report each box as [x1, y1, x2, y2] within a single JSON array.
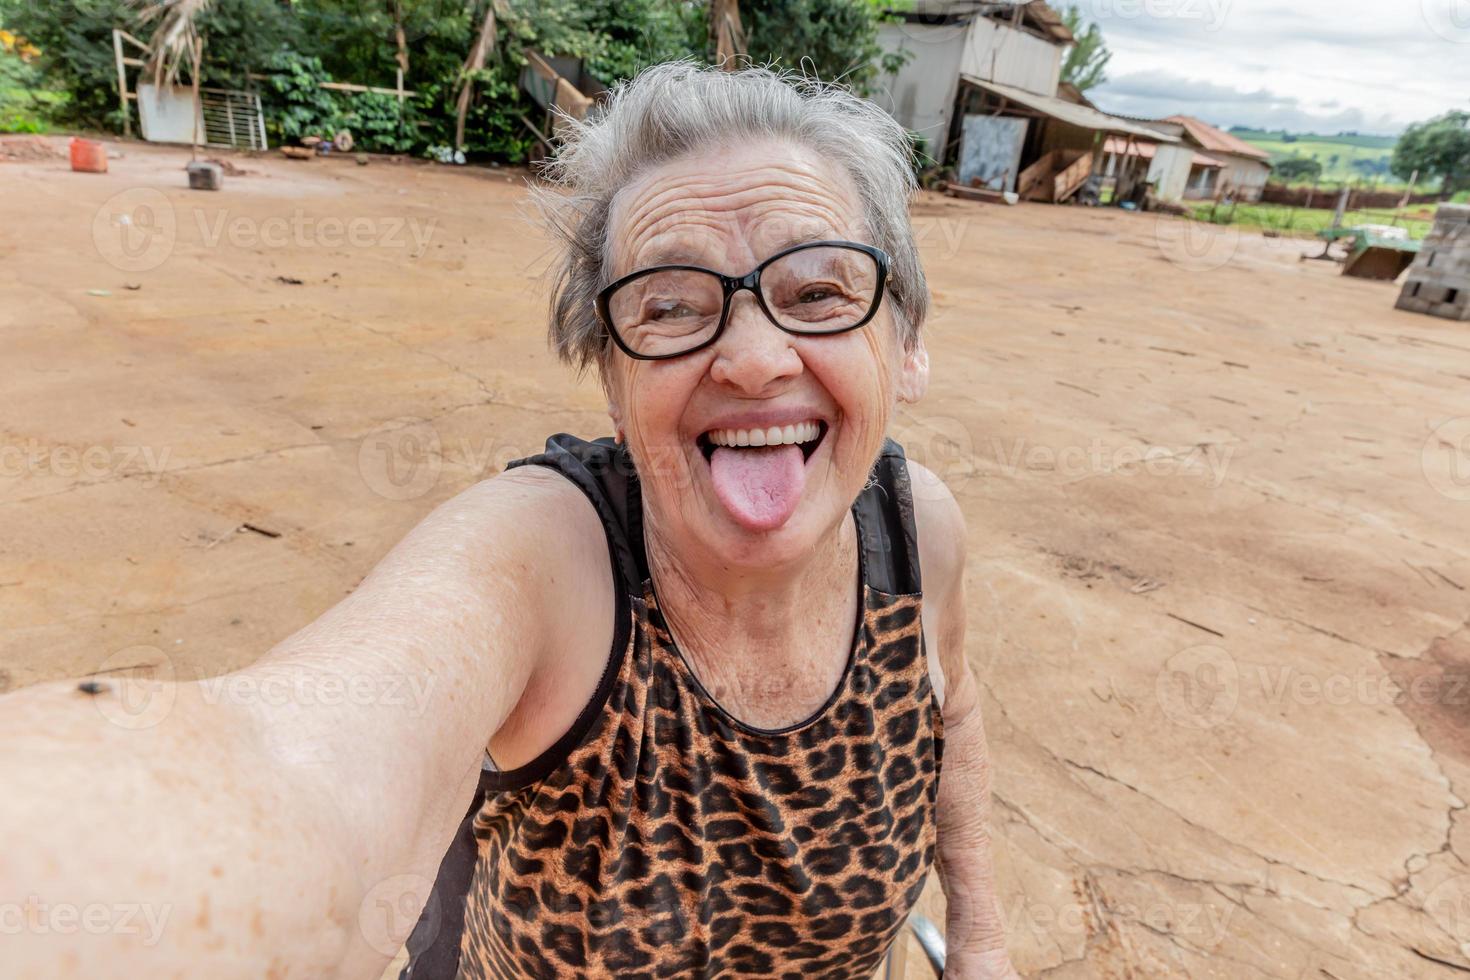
[[76, 680, 109, 696]]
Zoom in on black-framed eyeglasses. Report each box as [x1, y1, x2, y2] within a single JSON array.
[[595, 240, 890, 361]]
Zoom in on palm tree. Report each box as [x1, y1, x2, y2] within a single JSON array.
[[133, 0, 213, 87]]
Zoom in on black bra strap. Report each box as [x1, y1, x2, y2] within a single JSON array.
[[854, 439, 922, 596]]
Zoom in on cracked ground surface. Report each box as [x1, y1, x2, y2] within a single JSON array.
[[2, 138, 1467, 978]]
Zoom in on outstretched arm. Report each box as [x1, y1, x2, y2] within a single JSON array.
[[0, 465, 611, 979], [911, 462, 1018, 980]]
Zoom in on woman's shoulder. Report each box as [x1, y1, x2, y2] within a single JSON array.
[[903, 458, 966, 568]]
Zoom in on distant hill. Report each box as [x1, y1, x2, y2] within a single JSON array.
[[1227, 127, 1401, 185]]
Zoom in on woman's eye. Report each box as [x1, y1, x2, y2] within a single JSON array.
[[797, 286, 839, 304], [649, 302, 695, 320]]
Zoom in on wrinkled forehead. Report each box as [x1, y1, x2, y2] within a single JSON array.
[[606, 140, 866, 280]]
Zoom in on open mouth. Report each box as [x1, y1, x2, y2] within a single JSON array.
[[696, 419, 828, 463]]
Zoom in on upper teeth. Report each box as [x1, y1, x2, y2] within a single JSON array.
[[707, 420, 821, 448]]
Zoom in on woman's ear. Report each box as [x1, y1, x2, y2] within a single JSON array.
[[604, 368, 626, 443], [897, 336, 930, 404]]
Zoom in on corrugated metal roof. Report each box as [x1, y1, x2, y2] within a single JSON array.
[[1165, 115, 1273, 162], [963, 77, 1182, 142], [1024, 1, 1075, 44], [1103, 136, 1223, 168]]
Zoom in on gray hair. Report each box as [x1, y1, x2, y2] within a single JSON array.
[[535, 61, 930, 374]]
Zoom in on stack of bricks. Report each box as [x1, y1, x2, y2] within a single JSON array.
[[1396, 203, 1470, 322]]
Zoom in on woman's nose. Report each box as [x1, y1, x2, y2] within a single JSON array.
[[708, 292, 803, 392]]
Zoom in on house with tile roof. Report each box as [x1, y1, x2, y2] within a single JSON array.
[[1165, 115, 1274, 202]]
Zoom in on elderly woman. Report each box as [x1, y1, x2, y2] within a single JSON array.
[[0, 64, 1014, 979]]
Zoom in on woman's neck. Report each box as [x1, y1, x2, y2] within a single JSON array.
[[644, 512, 860, 681]]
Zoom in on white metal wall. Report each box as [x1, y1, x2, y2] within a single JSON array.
[[958, 17, 1063, 97], [1148, 144, 1196, 202], [873, 23, 967, 153]]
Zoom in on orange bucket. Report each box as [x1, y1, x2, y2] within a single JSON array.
[[69, 138, 107, 174]]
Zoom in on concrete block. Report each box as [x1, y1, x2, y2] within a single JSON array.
[[186, 161, 223, 191], [1397, 204, 1470, 321]]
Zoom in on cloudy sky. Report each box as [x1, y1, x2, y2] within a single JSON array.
[[1050, 0, 1470, 134]]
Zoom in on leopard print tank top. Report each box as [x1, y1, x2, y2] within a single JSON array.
[[402, 434, 944, 979]]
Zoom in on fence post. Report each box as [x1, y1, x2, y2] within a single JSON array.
[[112, 29, 131, 138]]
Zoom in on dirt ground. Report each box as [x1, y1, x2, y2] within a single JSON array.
[[2, 135, 1468, 978]]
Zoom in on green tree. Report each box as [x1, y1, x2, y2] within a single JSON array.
[[1275, 156, 1322, 182], [1393, 110, 1470, 195], [740, 0, 891, 93], [1059, 6, 1110, 92], [8, 0, 299, 130]]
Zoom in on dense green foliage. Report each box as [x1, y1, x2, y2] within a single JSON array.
[[1, 0, 300, 131], [743, 0, 895, 90], [0, 47, 66, 133], [1393, 111, 1470, 196], [2, 0, 896, 161], [1273, 157, 1322, 182], [1059, 6, 1110, 92]]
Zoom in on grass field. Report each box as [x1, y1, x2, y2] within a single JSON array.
[[1186, 200, 1435, 240], [1229, 127, 1402, 186]]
